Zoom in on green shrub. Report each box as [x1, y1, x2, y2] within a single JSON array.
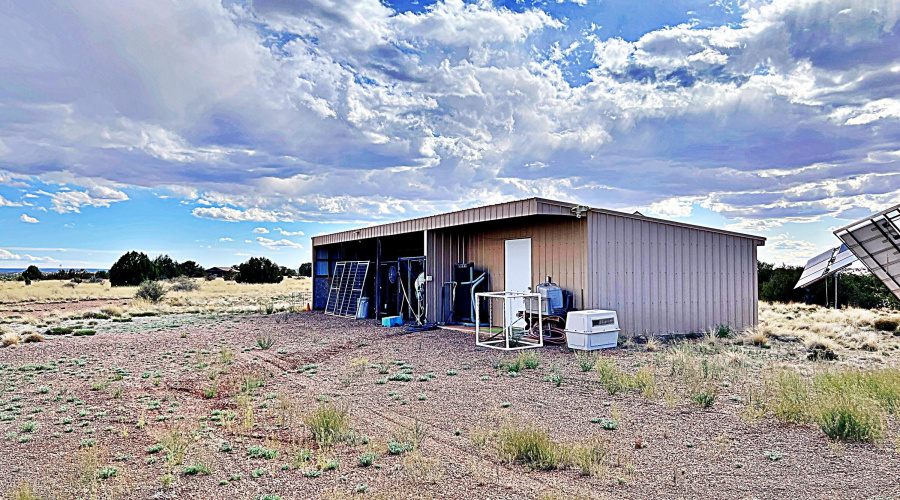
[[358, 452, 376, 466], [169, 276, 199, 292], [589, 417, 618, 430], [770, 370, 812, 423], [183, 463, 211, 475], [576, 352, 598, 372], [817, 397, 881, 442], [873, 318, 899, 332], [135, 280, 166, 303], [767, 368, 899, 441], [256, 334, 275, 350], [594, 358, 624, 395], [246, 444, 279, 459], [518, 351, 541, 370], [714, 324, 732, 338], [496, 423, 558, 470], [303, 403, 350, 447], [690, 389, 717, 408], [98, 466, 119, 479], [389, 372, 412, 382], [564, 435, 607, 476], [387, 440, 413, 455]]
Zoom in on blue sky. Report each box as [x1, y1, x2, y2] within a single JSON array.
[[1, 0, 899, 269]]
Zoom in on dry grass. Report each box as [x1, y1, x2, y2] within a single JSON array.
[[6, 482, 43, 500], [0, 277, 310, 307], [2, 331, 20, 347], [22, 333, 43, 343]]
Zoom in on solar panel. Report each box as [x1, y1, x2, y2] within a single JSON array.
[[324, 261, 371, 318], [324, 262, 346, 315], [834, 204, 900, 300], [830, 244, 857, 273], [794, 244, 859, 289]]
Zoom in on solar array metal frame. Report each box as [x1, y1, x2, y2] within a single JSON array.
[[834, 204, 900, 301], [794, 244, 858, 289], [324, 261, 371, 318]]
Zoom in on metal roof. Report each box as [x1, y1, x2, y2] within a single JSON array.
[[312, 197, 767, 246]]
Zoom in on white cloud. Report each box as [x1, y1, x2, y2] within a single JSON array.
[[191, 206, 294, 223], [50, 186, 129, 213], [255, 236, 303, 249], [0, 172, 30, 188], [0, 195, 23, 207], [218, 237, 233, 241], [646, 196, 703, 219], [252, 227, 270, 234], [723, 219, 783, 233], [0, 0, 898, 242], [274, 227, 304, 236], [0, 248, 58, 262], [19, 214, 39, 223], [763, 233, 822, 265]]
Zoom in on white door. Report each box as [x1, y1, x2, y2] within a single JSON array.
[[504, 238, 532, 332]]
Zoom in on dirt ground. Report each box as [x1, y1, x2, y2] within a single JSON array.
[[1, 310, 899, 500]]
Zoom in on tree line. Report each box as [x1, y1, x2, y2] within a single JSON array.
[[758, 261, 900, 309], [14, 253, 313, 286]]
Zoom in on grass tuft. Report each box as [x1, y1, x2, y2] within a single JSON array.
[[302, 403, 350, 447], [496, 422, 558, 470]]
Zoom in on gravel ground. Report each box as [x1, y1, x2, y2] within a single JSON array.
[[0, 311, 898, 500]]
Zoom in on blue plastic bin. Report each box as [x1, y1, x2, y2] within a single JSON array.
[[381, 316, 403, 327]]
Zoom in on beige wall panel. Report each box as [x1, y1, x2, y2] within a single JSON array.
[[586, 211, 761, 335]]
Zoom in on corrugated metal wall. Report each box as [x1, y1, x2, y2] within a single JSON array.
[[425, 216, 587, 323], [425, 230, 469, 323], [586, 210, 759, 335]]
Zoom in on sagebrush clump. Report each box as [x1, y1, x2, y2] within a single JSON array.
[[135, 280, 166, 303], [873, 318, 899, 332]]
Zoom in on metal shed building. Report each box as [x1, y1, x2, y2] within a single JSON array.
[[311, 198, 766, 336]]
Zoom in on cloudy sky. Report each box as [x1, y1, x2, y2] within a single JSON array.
[[1, 0, 899, 270]]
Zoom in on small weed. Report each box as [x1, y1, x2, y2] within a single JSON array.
[[519, 351, 541, 370], [98, 466, 118, 479], [576, 352, 598, 372], [247, 444, 279, 459], [256, 333, 275, 350], [183, 463, 212, 475], [358, 452, 376, 467]]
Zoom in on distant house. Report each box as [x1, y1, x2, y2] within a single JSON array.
[[206, 266, 235, 279]]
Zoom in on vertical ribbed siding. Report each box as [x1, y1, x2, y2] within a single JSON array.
[[425, 216, 587, 322], [586, 211, 760, 335], [424, 229, 468, 323]]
